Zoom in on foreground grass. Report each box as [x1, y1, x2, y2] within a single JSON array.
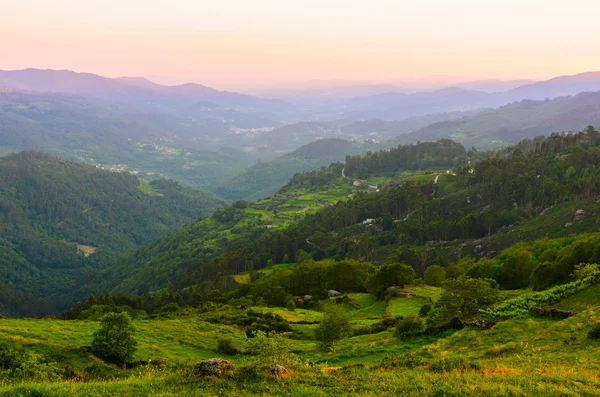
[[2, 284, 600, 396], [3, 361, 600, 396]]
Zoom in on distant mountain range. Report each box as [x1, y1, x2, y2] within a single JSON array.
[[2, 69, 600, 123], [0, 69, 290, 112], [391, 91, 600, 148], [339, 72, 600, 120]]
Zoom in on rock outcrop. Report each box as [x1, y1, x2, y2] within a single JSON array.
[[189, 358, 235, 379]]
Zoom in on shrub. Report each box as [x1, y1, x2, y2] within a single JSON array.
[[286, 300, 296, 312], [353, 325, 372, 336], [429, 356, 480, 372], [233, 363, 262, 381], [0, 341, 20, 370], [394, 314, 423, 339], [484, 342, 518, 357], [424, 265, 446, 287], [91, 312, 137, 366], [217, 337, 240, 355], [481, 274, 600, 320], [314, 306, 352, 352], [246, 331, 296, 369], [588, 323, 600, 339], [419, 304, 432, 317]]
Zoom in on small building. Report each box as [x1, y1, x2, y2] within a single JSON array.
[[353, 180, 361, 187]]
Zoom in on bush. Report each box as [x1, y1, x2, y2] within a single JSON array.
[[394, 314, 423, 339], [588, 324, 600, 339], [481, 274, 600, 320], [315, 306, 352, 352], [217, 337, 240, 355], [246, 331, 296, 369], [233, 363, 262, 381], [484, 342, 518, 357], [286, 300, 296, 312], [429, 356, 480, 372], [91, 312, 137, 366], [0, 341, 20, 370], [353, 325, 373, 336], [424, 265, 446, 287], [419, 304, 432, 317]]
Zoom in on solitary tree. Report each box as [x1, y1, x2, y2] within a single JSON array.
[[92, 312, 137, 368], [429, 276, 500, 326], [314, 306, 352, 352], [424, 265, 446, 287]]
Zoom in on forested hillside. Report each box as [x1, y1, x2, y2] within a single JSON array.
[[344, 139, 467, 178], [153, 128, 600, 296], [0, 152, 225, 316], [214, 138, 358, 200], [101, 139, 469, 295]]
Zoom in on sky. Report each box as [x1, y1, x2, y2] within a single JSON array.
[[1, 0, 600, 90]]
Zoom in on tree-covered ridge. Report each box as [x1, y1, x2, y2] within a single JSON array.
[[167, 127, 600, 294], [0, 152, 225, 316], [214, 138, 358, 201], [344, 139, 467, 178], [104, 139, 468, 295]]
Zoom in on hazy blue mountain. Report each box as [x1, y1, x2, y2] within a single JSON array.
[[392, 91, 600, 148], [0, 68, 291, 112], [340, 72, 600, 120]]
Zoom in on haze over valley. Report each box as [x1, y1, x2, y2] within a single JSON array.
[[2, 1, 600, 395]]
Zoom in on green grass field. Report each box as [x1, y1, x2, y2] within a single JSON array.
[[3, 277, 600, 395], [3, 300, 600, 396]]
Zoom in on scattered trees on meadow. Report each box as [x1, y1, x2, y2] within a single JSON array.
[[427, 276, 500, 327], [92, 312, 138, 367], [365, 263, 415, 297], [314, 306, 352, 352]]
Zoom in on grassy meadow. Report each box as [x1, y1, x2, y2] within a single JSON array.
[[2, 282, 600, 396]]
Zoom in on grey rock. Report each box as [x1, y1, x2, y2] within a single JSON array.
[[189, 358, 235, 379], [270, 364, 290, 375]]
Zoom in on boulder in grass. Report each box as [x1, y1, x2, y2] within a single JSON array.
[[270, 364, 290, 376], [189, 358, 235, 379]]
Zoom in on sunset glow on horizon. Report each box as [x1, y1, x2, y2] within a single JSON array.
[[2, 0, 600, 90]]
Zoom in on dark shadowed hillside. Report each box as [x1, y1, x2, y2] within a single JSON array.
[[0, 152, 225, 316]]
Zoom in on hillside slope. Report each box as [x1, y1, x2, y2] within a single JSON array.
[[393, 91, 600, 148], [0, 152, 225, 316], [0, 91, 272, 190], [214, 138, 358, 200]]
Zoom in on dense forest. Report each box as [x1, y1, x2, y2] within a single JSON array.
[[90, 128, 600, 304], [0, 152, 225, 316], [344, 139, 467, 178], [162, 128, 600, 294]]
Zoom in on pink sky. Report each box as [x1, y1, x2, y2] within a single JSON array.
[[1, 0, 600, 90]]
